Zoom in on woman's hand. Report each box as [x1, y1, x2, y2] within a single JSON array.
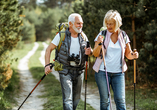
[[97, 35, 104, 44], [132, 49, 139, 59]]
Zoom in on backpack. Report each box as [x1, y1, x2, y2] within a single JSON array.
[[100, 27, 127, 49], [53, 23, 68, 71]]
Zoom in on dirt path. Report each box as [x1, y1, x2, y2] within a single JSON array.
[[12, 42, 46, 110]]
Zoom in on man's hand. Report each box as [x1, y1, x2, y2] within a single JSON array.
[[85, 47, 92, 55], [45, 65, 52, 75]]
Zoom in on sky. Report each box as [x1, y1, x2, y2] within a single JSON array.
[[37, 0, 44, 4]]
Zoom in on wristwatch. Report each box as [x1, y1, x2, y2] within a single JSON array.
[[98, 42, 102, 46]]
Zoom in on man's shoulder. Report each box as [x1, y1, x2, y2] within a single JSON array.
[[81, 31, 88, 41]]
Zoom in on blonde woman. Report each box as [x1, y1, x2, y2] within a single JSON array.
[[93, 10, 139, 110]]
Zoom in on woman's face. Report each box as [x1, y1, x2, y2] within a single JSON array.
[[106, 19, 116, 33]]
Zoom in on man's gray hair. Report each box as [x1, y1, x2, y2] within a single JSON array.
[[68, 13, 82, 26], [103, 10, 122, 32]]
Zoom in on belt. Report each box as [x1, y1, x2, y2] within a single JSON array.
[[63, 66, 85, 71]]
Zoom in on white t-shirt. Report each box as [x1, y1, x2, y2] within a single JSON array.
[[51, 33, 88, 66], [94, 31, 130, 73]]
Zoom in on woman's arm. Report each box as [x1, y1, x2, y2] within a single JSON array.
[[93, 35, 104, 57], [93, 42, 102, 57]]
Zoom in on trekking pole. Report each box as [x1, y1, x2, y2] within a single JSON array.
[[102, 45, 112, 110], [84, 41, 90, 110], [18, 63, 54, 110], [132, 49, 137, 110]]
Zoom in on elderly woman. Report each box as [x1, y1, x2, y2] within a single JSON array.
[[92, 10, 139, 110]]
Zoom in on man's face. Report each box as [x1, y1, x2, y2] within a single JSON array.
[[72, 16, 83, 33], [106, 18, 116, 33]]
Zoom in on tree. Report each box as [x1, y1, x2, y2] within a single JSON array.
[[139, 14, 157, 86], [36, 8, 57, 41], [0, 0, 23, 90], [73, 0, 157, 85], [0, 0, 23, 108]]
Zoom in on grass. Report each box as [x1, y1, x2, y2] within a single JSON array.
[[28, 42, 95, 110], [125, 84, 157, 110], [0, 43, 34, 110]]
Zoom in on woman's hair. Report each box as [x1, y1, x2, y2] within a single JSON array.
[[103, 10, 122, 32], [68, 13, 82, 26]]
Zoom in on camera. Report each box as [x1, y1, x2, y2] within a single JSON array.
[[68, 53, 80, 65]]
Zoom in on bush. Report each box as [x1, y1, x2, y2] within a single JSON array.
[[0, 0, 23, 109]]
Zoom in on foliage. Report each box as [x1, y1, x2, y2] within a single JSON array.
[[58, 3, 73, 23], [139, 20, 157, 86], [0, 69, 20, 110], [72, 0, 157, 86], [0, 1, 23, 109], [0, 65, 13, 90], [21, 7, 65, 41], [20, 19, 36, 43], [0, 91, 10, 109], [0, 0, 23, 90], [36, 8, 58, 41]]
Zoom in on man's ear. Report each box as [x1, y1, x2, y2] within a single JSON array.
[[69, 21, 73, 27]]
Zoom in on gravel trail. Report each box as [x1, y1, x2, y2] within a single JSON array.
[[12, 42, 46, 110]]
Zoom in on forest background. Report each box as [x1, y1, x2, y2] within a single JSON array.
[[0, 0, 157, 109]]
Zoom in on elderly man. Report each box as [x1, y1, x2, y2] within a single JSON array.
[[45, 13, 92, 110]]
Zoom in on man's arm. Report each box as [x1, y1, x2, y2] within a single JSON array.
[[45, 43, 56, 75]]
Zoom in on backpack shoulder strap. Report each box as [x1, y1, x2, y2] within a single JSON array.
[[80, 31, 86, 41], [57, 31, 65, 52], [101, 29, 107, 39], [56, 23, 67, 52], [55, 24, 66, 60], [101, 29, 107, 49]]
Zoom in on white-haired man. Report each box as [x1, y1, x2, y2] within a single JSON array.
[[45, 13, 92, 110]]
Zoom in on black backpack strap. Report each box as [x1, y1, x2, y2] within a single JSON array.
[[99, 29, 107, 59], [101, 29, 107, 49], [101, 29, 107, 36]]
